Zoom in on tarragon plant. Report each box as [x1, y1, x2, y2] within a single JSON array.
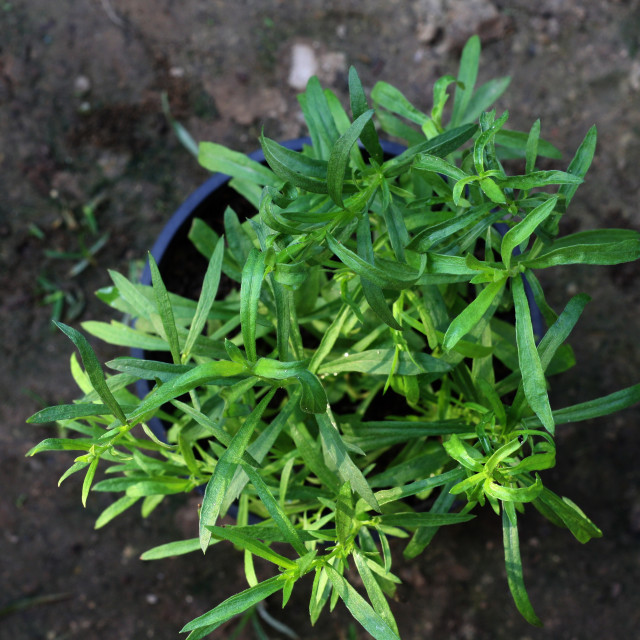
[[27, 37, 640, 637]]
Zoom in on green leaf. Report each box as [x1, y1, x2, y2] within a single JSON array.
[[108, 270, 155, 319], [298, 77, 340, 159], [451, 35, 480, 127], [327, 108, 375, 208], [494, 129, 562, 159], [54, 322, 128, 425], [525, 119, 540, 174], [356, 212, 402, 330], [318, 349, 450, 376], [171, 400, 262, 468], [240, 248, 266, 363], [25, 438, 93, 456], [241, 463, 308, 557], [344, 422, 471, 452], [324, 564, 401, 640], [510, 293, 590, 419], [352, 549, 399, 635], [198, 142, 280, 186], [523, 382, 640, 429], [260, 135, 329, 193], [183, 235, 225, 361], [403, 481, 458, 559], [189, 218, 219, 260], [412, 154, 467, 182], [199, 388, 276, 552], [382, 124, 478, 178], [149, 254, 181, 364], [253, 358, 327, 414], [317, 410, 380, 512], [288, 421, 341, 494], [484, 475, 543, 503], [206, 524, 297, 569], [559, 125, 597, 206], [443, 279, 507, 352], [349, 67, 383, 163], [382, 199, 410, 263], [326, 232, 420, 290], [107, 358, 193, 383], [126, 360, 246, 424], [58, 460, 90, 486], [498, 171, 582, 190], [377, 512, 474, 527], [513, 274, 554, 434], [81, 320, 171, 351], [81, 456, 99, 507], [371, 81, 429, 126], [369, 445, 449, 488], [27, 403, 124, 423], [141, 538, 217, 560], [442, 434, 484, 472], [501, 197, 558, 269], [535, 488, 602, 543], [522, 229, 640, 269], [181, 576, 284, 633], [95, 495, 139, 529], [463, 76, 511, 124], [479, 176, 506, 203], [502, 509, 542, 626], [336, 482, 354, 547]]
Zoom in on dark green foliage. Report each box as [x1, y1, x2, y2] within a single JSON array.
[[27, 36, 640, 638]]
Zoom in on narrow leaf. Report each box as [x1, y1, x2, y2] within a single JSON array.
[[54, 322, 128, 425], [183, 235, 225, 361], [513, 275, 554, 434], [149, 254, 181, 364], [199, 388, 276, 552], [181, 576, 284, 633], [240, 248, 266, 363], [241, 463, 308, 557], [81, 457, 99, 507], [559, 125, 597, 206], [502, 509, 542, 626], [501, 197, 557, 269], [349, 67, 383, 163], [324, 564, 401, 640], [327, 109, 375, 208], [317, 411, 380, 512], [443, 279, 506, 352], [198, 142, 280, 187], [352, 549, 399, 635]]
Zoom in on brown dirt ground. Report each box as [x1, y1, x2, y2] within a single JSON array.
[[2, 1, 640, 639]]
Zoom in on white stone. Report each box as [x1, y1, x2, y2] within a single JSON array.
[[288, 43, 318, 91]]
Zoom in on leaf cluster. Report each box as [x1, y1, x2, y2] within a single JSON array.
[[27, 36, 640, 638]]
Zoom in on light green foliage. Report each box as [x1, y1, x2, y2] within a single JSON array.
[[27, 37, 640, 639]]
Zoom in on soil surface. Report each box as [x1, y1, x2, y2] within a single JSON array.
[[2, 1, 640, 639]]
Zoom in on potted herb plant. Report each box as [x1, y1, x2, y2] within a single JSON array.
[[27, 37, 640, 638]]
